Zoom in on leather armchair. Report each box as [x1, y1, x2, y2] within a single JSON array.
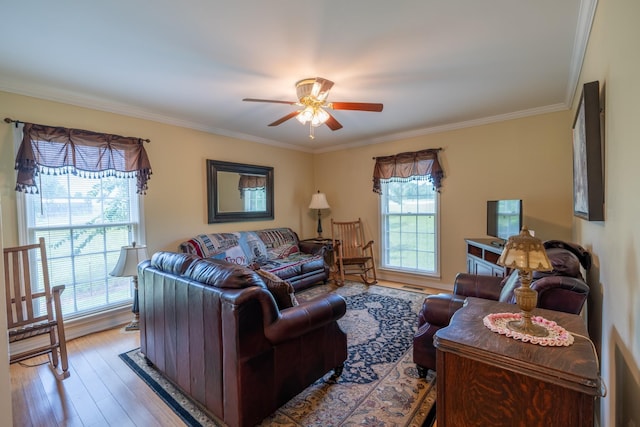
[[413, 240, 592, 376]]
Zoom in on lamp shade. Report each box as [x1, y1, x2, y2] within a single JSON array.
[[497, 227, 552, 272], [309, 191, 330, 210], [110, 242, 149, 278]]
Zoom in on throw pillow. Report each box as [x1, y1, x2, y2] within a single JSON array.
[[253, 268, 299, 310]]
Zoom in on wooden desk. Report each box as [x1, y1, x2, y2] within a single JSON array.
[[434, 298, 599, 427]]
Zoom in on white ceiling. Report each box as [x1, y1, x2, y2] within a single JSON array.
[[0, 0, 595, 153]]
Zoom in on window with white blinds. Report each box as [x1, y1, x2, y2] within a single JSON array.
[[20, 173, 143, 318], [379, 179, 439, 275]]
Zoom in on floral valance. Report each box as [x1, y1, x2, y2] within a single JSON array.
[[14, 122, 152, 194], [372, 148, 443, 194]]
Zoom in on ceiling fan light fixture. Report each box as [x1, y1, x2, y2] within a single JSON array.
[[311, 108, 330, 127], [296, 106, 315, 124], [295, 106, 329, 127]]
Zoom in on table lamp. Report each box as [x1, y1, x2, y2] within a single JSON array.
[[497, 227, 553, 337], [110, 242, 149, 331], [309, 191, 330, 238]]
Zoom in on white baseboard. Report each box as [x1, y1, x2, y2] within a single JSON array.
[[378, 269, 453, 293]]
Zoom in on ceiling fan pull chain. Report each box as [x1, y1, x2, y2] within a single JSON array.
[[309, 122, 315, 139]]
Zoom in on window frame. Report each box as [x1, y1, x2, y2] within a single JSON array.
[[14, 147, 146, 320], [378, 178, 440, 277]]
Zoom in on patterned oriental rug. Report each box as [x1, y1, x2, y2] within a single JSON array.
[[119, 283, 437, 427]]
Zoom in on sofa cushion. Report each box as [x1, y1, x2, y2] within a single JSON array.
[[150, 252, 200, 275], [210, 244, 248, 265], [184, 258, 263, 289], [258, 253, 322, 280], [255, 228, 300, 259], [179, 232, 240, 258], [254, 268, 298, 310], [238, 232, 269, 263]]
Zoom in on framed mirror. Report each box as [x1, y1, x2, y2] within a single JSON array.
[[206, 159, 274, 223]]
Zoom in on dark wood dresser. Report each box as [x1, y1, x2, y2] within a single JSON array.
[[434, 297, 600, 427]]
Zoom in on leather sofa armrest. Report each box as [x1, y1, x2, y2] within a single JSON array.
[[264, 293, 346, 344], [532, 275, 589, 314], [417, 293, 466, 328], [453, 273, 504, 300]]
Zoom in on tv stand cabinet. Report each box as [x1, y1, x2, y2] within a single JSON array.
[[465, 238, 507, 277]]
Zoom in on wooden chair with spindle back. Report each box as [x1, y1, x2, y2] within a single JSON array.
[[331, 218, 377, 286], [4, 237, 70, 379]]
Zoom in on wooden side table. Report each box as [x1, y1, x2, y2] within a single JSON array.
[[434, 297, 600, 427]]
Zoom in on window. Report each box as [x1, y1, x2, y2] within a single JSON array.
[[380, 179, 438, 275], [20, 174, 143, 318], [242, 188, 267, 212], [10, 120, 151, 319]]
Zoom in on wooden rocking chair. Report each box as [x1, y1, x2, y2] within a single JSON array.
[[331, 218, 377, 286], [4, 237, 70, 379]]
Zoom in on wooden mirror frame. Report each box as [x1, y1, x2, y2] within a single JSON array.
[[206, 159, 274, 223]]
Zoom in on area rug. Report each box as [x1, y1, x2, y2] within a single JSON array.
[[119, 282, 436, 426]]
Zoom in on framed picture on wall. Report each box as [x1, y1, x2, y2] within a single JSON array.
[[572, 80, 604, 221]]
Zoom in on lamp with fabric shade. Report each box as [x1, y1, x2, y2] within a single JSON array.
[[309, 191, 331, 238], [497, 227, 553, 337], [110, 242, 149, 331]]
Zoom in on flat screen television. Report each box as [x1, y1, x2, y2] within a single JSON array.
[[487, 199, 523, 246]]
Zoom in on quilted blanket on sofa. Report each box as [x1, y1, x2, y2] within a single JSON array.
[[179, 228, 321, 276]]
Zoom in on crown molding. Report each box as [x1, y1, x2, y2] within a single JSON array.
[[312, 103, 569, 154], [0, 77, 572, 156], [0, 79, 313, 153], [565, 0, 599, 108]]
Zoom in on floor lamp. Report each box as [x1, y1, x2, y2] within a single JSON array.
[[309, 191, 330, 238], [110, 242, 149, 331]]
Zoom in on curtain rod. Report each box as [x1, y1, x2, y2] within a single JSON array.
[[3, 117, 151, 143], [372, 147, 442, 160]]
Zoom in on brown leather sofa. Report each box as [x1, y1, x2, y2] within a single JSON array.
[[413, 240, 592, 376], [139, 252, 348, 427]]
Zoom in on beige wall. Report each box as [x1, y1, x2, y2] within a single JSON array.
[[315, 111, 574, 288], [571, 0, 640, 425], [0, 91, 319, 254]]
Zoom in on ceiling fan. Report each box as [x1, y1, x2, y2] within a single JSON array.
[[243, 77, 383, 139]]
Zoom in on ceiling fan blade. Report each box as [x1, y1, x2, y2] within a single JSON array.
[[329, 102, 384, 112], [268, 111, 300, 127], [243, 98, 298, 105], [325, 113, 343, 131]]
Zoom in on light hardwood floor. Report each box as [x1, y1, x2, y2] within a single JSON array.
[[10, 326, 186, 427]]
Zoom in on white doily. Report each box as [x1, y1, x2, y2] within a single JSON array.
[[483, 312, 574, 346]]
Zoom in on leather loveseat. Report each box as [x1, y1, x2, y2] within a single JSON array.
[[139, 252, 348, 427], [413, 240, 592, 376], [179, 227, 329, 291]]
